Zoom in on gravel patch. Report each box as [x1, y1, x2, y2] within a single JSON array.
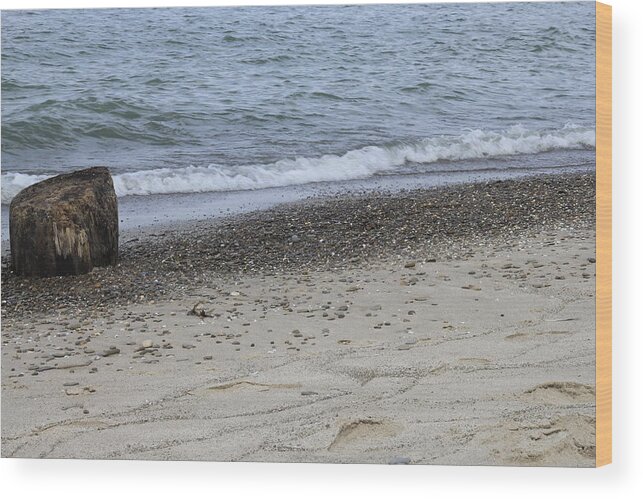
[[1, 172, 595, 319]]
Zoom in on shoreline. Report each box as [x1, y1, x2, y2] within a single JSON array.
[[1, 171, 595, 320], [1, 157, 593, 244]]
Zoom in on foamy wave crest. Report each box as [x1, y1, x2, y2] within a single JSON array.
[[1, 124, 594, 203], [1, 172, 52, 204]]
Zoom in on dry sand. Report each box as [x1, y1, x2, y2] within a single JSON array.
[[1, 224, 596, 465]]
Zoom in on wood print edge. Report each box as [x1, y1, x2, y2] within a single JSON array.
[[595, 0, 612, 468]]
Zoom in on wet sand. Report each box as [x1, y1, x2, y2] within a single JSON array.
[[1, 172, 596, 465]]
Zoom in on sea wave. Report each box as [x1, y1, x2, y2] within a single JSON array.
[[1, 124, 594, 203]]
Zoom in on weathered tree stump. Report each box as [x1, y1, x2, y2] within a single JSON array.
[[9, 167, 118, 277]]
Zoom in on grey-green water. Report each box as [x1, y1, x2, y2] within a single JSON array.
[[1, 2, 596, 203]]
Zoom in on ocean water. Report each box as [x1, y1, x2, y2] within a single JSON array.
[[1, 2, 596, 204]]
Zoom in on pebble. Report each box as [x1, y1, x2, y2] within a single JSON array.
[[389, 456, 412, 465]]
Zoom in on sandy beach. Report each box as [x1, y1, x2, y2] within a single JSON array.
[[1, 173, 596, 465]]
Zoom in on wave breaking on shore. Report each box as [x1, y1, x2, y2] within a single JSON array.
[[1, 124, 594, 203]]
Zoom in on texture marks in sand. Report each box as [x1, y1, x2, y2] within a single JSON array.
[[1, 227, 596, 466]]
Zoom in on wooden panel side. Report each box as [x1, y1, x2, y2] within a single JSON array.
[[596, 1, 612, 468]]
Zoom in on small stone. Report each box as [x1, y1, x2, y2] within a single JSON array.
[[389, 456, 411, 465], [101, 347, 120, 357]]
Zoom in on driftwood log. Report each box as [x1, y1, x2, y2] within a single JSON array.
[[9, 167, 118, 277]]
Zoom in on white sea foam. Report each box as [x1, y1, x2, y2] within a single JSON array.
[[1, 172, 52, 204], [1, 124, 595, 204]]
